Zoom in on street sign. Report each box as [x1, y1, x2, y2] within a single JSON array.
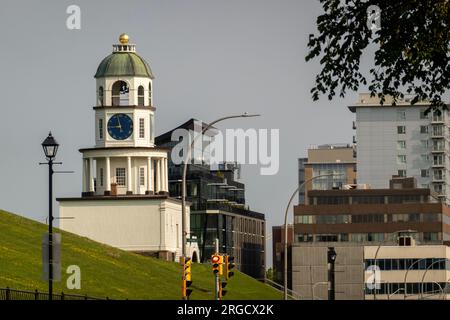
[[42, 233, 61, 282]]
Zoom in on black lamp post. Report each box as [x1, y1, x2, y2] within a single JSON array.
[[327, 247, 337, 301], [41, 132, 59, 301]]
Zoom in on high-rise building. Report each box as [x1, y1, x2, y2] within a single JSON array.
[[298, 144, 356, 204], [349, 93, 450, 202]]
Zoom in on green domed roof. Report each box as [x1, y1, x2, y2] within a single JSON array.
[[94, 52, 154, 79]]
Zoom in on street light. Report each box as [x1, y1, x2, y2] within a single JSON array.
[[420, 258, 446, 300], [327, 247, 337, 300], [180, 113, 260, 257], [371, 229, 417, 300], [40, 132, 59, 301], [283, 172, 343, 300]]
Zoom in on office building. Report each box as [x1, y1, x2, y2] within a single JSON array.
[[294, 177, 450, 245], [156, 120, 266, 279], [272, 225, 294, 287], [298, 144, 356, 204], [292, 236, 450, 300]]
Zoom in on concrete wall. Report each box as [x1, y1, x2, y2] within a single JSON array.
[[292, 244, 364, 300], [59, 198, 188, 260], [308, 147, 354, 163]]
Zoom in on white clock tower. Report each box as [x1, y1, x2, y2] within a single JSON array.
[[57, 35, 196, 262], [81, 33, 168, 197]]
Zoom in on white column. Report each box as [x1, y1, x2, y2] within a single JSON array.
[[82, 158, 87, 193], [156, 158, 161, 193], [105, 156, 111, 194], [89, 158, 95, 193], [161, 158, 166, 191], [164, 157, 169, 192], [127, 156, 132, 194], [160, 158, 164, 192], [147, 156, 153, 193]]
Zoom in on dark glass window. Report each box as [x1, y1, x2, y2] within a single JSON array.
[[352, 196, 385, 204]]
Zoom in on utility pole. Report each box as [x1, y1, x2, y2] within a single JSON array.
[[48, 158, 54, 301], [215, 238, 219, 301], [327, 247, 337, 300]]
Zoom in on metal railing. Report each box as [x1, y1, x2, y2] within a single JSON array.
[[262, 278, 303, 300], [192, 202, 265, 219], [0, 287, 109, 300]]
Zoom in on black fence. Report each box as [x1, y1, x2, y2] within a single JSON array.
[[0, 287, 108, 300]]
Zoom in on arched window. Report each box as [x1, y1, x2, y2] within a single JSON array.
[[192, 251, 199, 263], [138, 85, 144, 106], [98, 86, 104, 106], [112, 81, 129, 106], [148, 81, 152, 106]]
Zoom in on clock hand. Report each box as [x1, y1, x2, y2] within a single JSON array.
[[116, 115, 123, 132]]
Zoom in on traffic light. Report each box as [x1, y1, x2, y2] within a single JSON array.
[[218, 279, 227, 299], [182, 257, 193, 300], [224, 255, 235, 280], [211, 254, 223, 275], [327, 247, 337, 264], [185, 257, 192, 282]]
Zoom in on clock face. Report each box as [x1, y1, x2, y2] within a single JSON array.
[[107, 114, 133, 140]]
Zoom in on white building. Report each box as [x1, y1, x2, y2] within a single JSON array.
[[291, 237, 450, 300], [58, 34, 197, 261], [349, 93, 450, 202], [364, 241, 450, 300]]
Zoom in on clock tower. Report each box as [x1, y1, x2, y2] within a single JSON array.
[[81, 34, 168, 196], [57, 35, 196, 261]]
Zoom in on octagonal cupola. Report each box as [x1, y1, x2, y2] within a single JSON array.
[[93, 34, 156, 149], [95, 34, 154, 108]]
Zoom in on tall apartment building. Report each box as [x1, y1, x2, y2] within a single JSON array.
[[298, 144, 357, 204], [349, 93, 450, 202]]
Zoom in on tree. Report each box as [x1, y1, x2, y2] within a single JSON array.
[[306, 0, 450, 111], [265, 267, 274, 281]]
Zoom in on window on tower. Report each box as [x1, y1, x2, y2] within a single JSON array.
[[116, 168, 126, 186], [139, 167, 145, 186], [139, 118, 145, 138], [138, 86, 144, 106], [99, 168, 104, 186], [99, 118, 103, 140], [112, 81, 129, 106], [98, 86, 104, 106]]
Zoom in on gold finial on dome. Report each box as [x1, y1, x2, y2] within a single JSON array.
[[119, 33, 129, 44]]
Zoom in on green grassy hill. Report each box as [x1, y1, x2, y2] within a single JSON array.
[[0, 209, 281, 300]]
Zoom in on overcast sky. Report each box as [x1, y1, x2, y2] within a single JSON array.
[[0, 0, 361, 267]]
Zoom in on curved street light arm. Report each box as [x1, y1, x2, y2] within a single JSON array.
[[283, 172, 344, 300], [181, 113, 260, 258], [373, 229, 417, 300], [420, 258, 447, 300], [403, 257, 425, 299]]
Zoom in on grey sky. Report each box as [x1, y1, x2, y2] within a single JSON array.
[[0, 0, 359, 267]]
